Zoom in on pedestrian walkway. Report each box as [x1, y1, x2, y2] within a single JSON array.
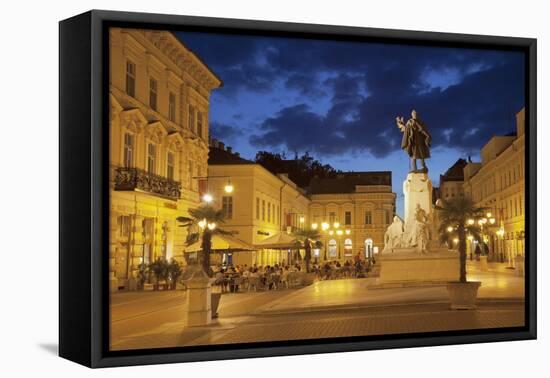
[[109, 262, 526, 351], [111, 302, 524, 350], [257, 261, 524, 314]]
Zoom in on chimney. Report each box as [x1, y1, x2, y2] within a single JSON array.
[[234, 152, 240, 157], [226, 146, 232, 153], [218, 142, 225, 150]]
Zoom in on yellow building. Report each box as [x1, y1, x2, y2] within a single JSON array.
[[108, 28, 222, 290], [206, 142, 310, 266], [463, 108, 526, 264], [308, 173, 396, 261]]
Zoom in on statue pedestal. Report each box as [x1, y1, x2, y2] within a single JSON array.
[[378, 249, 459, 285], [403, 172, 433, 235]]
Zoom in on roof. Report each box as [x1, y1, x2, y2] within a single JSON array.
[[440, 158, 468, 182], [208, 146, 254, 165], [254, 233, 299, 249], [185, 234, 254, 252], [308, 171, 392, 195]]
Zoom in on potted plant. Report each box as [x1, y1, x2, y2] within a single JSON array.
[[149, 258, 168, 291], [437, 197, 485, 310], [167, 259, 182, 290]]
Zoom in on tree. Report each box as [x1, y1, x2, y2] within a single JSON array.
[[177, 205, 230, 276], [293, 228, 322, 273], [254, 151, 339, 189], [436, 197, 485, 283]]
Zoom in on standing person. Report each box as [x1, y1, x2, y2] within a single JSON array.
[[475, 244, 482, 261]]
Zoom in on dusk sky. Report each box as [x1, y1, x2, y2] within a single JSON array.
[[175, 31, 525, 214]]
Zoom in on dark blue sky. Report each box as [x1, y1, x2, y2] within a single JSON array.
[[175, 31, 525, 213]]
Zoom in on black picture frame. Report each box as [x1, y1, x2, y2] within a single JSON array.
[[59, 9, 537, 368]]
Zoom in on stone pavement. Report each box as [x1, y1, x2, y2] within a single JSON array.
[[257, 261, 524, 314], [111, 302, 524, 350], [109, 261, 525, 351]]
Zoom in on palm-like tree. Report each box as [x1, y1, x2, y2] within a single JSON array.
[[177, 205, 229, 276], [293, 228, 322, 272], [436, 197, 485, 283]]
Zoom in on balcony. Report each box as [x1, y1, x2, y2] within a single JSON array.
[[114, 167, 181, 201]]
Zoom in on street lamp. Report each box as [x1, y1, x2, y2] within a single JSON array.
[[311, 223, 318, 230], [198, 219, 207, 229], [224, 179, 234, 193], [202, 193, 213, 203]]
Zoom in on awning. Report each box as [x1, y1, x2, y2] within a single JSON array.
[[185, 234, 255, 253], [254, 232, 300, 250]]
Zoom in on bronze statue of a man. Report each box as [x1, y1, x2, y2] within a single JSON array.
[[396, 110, 432, 172]]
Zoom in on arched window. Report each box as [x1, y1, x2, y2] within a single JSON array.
[[365, 238, 373, 259], [167, 151, 175, 180], [328, 239, 337, 258], [344, 238, 353, 256], [147, 143, 157, 174]]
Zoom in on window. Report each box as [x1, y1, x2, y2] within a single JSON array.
[[267, 202, 271, 223], [256, 198, 260, 220], [149, 78, 158, 110], [365, 211, 372, 225], [276, 205, 280, 225], [168, 92, 176, 122], [197, 112, 203, 138], [344, 211, 352, 225], [385, 210, 391, 224], [147, 143, 156, 174], [188, 105, 195, 133], [222, 196, 233, 219], [262, 200, 266, 221], [329, 212, 336, 224], [328, 239, 337, 258], [344, 238, 353, 256], [123, 133, 134, 168], [167, 152, 175, 180], [118, 215, 131, 238], [125, 60, 136, 97]]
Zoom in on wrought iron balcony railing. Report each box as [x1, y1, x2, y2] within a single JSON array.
[[114, 167, 181, 201]]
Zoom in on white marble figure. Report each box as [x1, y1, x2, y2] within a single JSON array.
[[383, 216, 405, 253], [406, 204, 430, 253]]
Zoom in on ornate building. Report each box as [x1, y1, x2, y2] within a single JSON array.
[[308, 173, 396, 260], [463, 108, 526, 264], [109, 28, 222, 291]]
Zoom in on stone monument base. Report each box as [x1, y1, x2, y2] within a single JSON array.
[[378, 249, 459, 285]]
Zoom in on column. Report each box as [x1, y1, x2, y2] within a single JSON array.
[[128, 214, 144, 290]]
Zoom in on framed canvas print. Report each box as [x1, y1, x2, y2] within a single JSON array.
[[59, 10, 537, 368]]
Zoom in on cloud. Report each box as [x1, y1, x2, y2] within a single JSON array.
[[249, 58, 524, 158], [177, 32, 525, 159], [209, 121, 244, 142]]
